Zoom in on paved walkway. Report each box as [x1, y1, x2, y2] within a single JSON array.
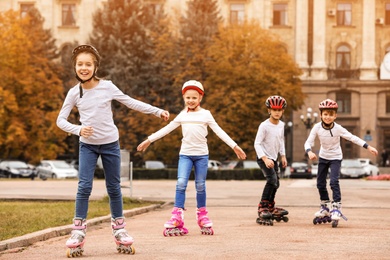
[[0, 179, 390, 259]]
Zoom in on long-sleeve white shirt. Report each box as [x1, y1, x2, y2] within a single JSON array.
[[147, 108, 237, 156], [57, 80, 164, 145], [304, 122, 366, 160], [254, 119, 286, 161]]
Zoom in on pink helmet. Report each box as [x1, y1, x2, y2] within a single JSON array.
[[265, 96, 287, 109], [319, 99, 338, 111]]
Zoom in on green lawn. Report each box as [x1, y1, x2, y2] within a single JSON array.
[[0, 196, 161, 241]]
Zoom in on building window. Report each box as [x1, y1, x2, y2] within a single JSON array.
[[336, 92, 351, 114], [273, 3, 288, 26], [336, 45, 351, 70], [386, 3, 390, 25], [386, 93, 390, 113], [230, 4, 245, 25], [336, 3, 352, 26], [20, 3, 34, 18], [62, 4, 76, 26]]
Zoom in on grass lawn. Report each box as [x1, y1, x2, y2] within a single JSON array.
[[0, 196, 161, 241]]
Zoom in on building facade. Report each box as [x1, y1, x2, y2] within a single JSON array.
[[1, 0, 390, 164]]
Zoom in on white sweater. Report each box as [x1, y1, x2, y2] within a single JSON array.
[[57, 80, 163, 145], [304, 122, 366, 160], [254, 119, 286, 161], [148, 108, 237, 156]]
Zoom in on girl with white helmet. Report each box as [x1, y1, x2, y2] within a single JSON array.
[[304, 99, 378, 227], [137, 80, 246, 236]]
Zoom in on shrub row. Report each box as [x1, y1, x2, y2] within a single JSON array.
[[131, 168, 266, 180]]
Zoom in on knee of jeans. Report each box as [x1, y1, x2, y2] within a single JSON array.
[[176, 178, 188, 191], [107, 187, 122, 198], [195, 181, 206, 193], [77, 186, 92, 197]]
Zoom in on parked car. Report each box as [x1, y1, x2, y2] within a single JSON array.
[[0, 160, 35, 178], [208, 160, 222, 170], [358, 158, 379, 176], [144, 160, 166, 169], [289, 162, 312, 179], [340, 159, 366, 178], [36, 160, 78, 179], [311, 162, 318, 177], [222, 160, 259, 169]]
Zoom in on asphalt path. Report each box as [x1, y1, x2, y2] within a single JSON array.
[[0, 178, 390, 259]]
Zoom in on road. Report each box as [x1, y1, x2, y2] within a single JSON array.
[[0, 178, 390, 259]]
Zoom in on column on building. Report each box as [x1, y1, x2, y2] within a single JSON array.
[[295, 0, 309, 79], [359, 0, 377, 80], [310, 0, 327, 80]]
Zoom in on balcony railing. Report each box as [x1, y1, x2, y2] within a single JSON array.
[[327, 69, 360, 79]]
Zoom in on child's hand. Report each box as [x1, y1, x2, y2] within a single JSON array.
[[307, 151, 317, 160], [368, 146, 378, 156], [80, 126, 93, 138], [161, 111, 170, 121], [263, 158, 274, 169], [234, 146, 246, 160], [137, 139, 151, 152]]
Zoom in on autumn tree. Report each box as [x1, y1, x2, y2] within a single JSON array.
[[0, 9, 65, 164], [205, 22, 305, 161]]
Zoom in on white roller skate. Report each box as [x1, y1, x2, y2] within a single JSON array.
[[330, 202, 348, 228], [111, 217, 135, 254], [256, 201, 273, 226], [66, 218, 86, 258], [163, 207, 188, 236], [313, 200, 332, 225], [197, 207, 214, 235]]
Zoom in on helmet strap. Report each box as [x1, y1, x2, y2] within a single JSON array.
[[187, 103, 200, 112]]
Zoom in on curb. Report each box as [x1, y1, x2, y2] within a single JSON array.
[[0, 202, 172, 252]]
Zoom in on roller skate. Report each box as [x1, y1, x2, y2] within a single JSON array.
[[330, 202, 348, 228], [66, 218, 86, 258], [111, 217, 135, 254], [163, 207, 189, 236], [269, 201, 289, 223], [256, 201, 273, 226], [197, 207, 214, 235], [313, 200, 332, 225]]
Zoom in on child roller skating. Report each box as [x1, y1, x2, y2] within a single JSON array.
[[66, 218, 87, 258], [254, 96, 289, 227], [313, 200, 332, 225], [111, 217, 135, 254], [163, 207, 189, 236], [269, 201, 289, 222], [305, 99, 377, 229], [256, 201, 273, 226], [197, 207, 214, 235]]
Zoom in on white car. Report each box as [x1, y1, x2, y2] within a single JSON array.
[[358, 158, 379, 176], [36, 160, 78, 179], [208, 160, 222, 170]]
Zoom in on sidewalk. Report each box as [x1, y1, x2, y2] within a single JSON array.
[[1, 179, 390, 259]]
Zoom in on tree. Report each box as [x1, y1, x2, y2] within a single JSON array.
[[0, 9, 65, 163], [204, 22, 305, 161]]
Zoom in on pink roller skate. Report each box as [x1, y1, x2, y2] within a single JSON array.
[[66, 218, 87, 258], [163, 207, 188, 236], [111, 217, 135, 254], [197, 207, 214, 235]]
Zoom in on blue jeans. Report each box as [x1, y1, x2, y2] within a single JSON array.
[[175, 155, 209, 209], [75, 141, 123, 219], [317, 157, 342, 202], [257, 158, 280, 203]]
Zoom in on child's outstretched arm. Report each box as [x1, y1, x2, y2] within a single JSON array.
[[137, 139, 151, 152], [233, 145, 247, 160]]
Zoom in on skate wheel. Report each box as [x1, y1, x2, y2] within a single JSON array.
[[66, 248, 71, 258], [332, 220, 338, 228], [313, 218, 318, 225], [275, 218, 281, 222], [282, 216, 289, 222], [130, 245, 135, 255]]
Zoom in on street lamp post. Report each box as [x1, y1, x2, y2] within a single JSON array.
[[300, 108, 318, 129]]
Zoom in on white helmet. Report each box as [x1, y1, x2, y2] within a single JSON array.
[[182, 80, 204, 95]]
